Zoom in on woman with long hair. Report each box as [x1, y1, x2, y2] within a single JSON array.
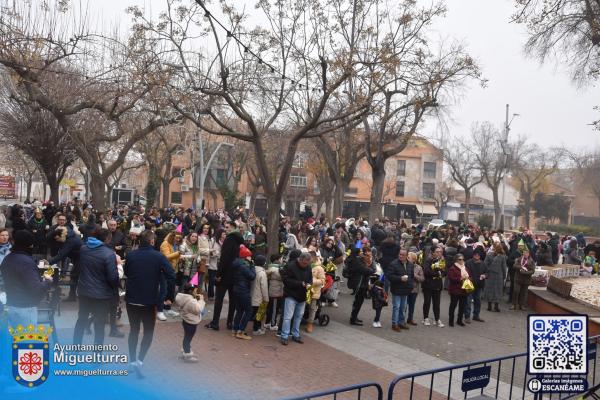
[[179, 232, 201, 289], [207, 230, 225, 300]]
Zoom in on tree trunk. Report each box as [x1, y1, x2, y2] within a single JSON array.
[[464, 189, 471, 225], [90, 176, 107, 209], [26, 175, 33, 202], [523, 195, 531, 228], [145, 164, 159, 208], [266, 196, 281, 257], [369, 163, 386, 222], [43, 181, 47, 202], [325, 197, 333, 222], [249, 189, 257, 214], [46, 175, 59, 205], [492, 186, 501, 229], [161, 178, 171, 208]]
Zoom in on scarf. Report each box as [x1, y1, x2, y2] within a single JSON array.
[[456, 263, 469, 279], [521, 255, 529, 269]]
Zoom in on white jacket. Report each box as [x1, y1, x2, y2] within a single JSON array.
[[251, 266, 269, 307], [175, 293, 205, 325]]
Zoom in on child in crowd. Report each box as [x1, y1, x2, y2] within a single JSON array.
[[582, 250, 598, 276], [232, 245, 256, 340], [175, 283, 206, 363], [370, 279, 387, 328], [251, 255, 269, 335], [266, 254, 284, 332]]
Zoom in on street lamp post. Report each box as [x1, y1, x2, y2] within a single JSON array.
[[194, 138, 234, 211], [500, 104, 520, 230]]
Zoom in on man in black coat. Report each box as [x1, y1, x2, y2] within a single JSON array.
[[107, 219, 127, 258], [73, 228, 119, 345], [47, 226, 83, 301], [206, 221, 245, 331], [387, 249, 414, 330], [1, 230, 52, 327], [279, 252, 312, 345], [348, 247, 375, 326], [464, 248, 486, 323]]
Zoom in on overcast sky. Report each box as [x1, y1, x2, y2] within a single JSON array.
[[93, 0, 599, 149]]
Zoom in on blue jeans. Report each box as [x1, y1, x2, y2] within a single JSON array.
[[7, 306, 38, 328], [407, 292, 418, 322], [464, 286, 482, 319], [391, 295, 408, 326], [281, 297, 306, 340], [233, 294, 252, 332]]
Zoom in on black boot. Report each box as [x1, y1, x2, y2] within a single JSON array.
[[494, 303, 500, 312], [449, 315, 454, 327], [457, 317, 465, 327], [487, 302, 492, 312]]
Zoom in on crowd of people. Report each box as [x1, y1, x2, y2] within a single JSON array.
[[0, 198, 598, 376]]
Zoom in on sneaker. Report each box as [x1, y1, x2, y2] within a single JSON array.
[[156, 312, 167, 321], [331, 302, 339, 308], [372, 321, 379, 328], [280, 338, 288, 346], [422, 318, 431, 326], [253, 329, 266, 336], [464, 318, 472, 324], [182, 352, 199, 363], [292, 336, 304, 344], [275, 331, 282, 337], [264, 323, 271, 330], [377, 322, 382, 328], [165, 309, 179, 317], [269, 325, 279, 331], [236, 332, 252, 340], [436, 320, 445, 328]]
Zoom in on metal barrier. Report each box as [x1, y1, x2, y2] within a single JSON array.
[[387, 335, 600, 400], [283, 382, 384, 400]]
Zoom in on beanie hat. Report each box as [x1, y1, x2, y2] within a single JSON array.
[[239, 245, 252, 259], [254, 254, 267, 266]]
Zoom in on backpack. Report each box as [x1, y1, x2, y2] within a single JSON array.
[[342, 257, 352, 279]]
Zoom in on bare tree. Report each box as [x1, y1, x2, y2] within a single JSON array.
[[471, 122, 511, 229], [568, 150, 600, 216], [130, 0, 369, 255], [444, 136, 483, 224], [358, 1, 481, 221]]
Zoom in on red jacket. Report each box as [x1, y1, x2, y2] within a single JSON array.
[[448, 264, 472, 296]]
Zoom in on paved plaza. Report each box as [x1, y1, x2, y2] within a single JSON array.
[[45, 287, 531, 399]]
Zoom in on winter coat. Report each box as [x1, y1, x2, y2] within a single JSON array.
[[371, 285, 387, 310], [77, 238, 120, 300], [387, 259, 414, 296], [347, 256, 375, 290], [124, 244, 176, 306], [175, 293, 205, 325], [253, 232, 267, 257], [27, 217, 48, 254], [217, 231, 245, 285], [0, 243, 11, 266], [513, 256, 536, 285], [465, 259, 486, 289], [281, 259, 313, 302], [412, 264, 425, 293], [379, 242, 400, 273], [232, 258, 256, 298], [160, 240, 181, 273], [48, 229, 82, 267], [371, 226, 387, 247], [208, 238, 221, 271], [310, 264, 326, 300], [251, 265, 269, 307], [482, 253, 507, 303], [266, 264, 284, 298], [179, 241, 201, 277], [448, 264, 471, 297], [566, 249, 582, 265], [197, 234, 211, 264], [422, 257, 446, 291], [0, 250, 51, 307], [107, 229, 127, 258]]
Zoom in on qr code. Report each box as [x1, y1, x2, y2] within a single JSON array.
[[528, 315, 587, 374]]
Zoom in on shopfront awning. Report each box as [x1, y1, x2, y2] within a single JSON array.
[[416, 204, 438, 215]]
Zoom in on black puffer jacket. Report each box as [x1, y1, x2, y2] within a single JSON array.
[[280, 259, 312, 302], [422, 256, 446, 291], [347, 256, 375, 290], [379, 241, 400, 273]]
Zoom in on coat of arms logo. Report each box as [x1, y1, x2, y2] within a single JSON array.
[[9, 324, 51, 388]]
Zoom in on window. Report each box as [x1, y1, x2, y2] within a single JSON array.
[[396, 180, 405, 197], [422, 183, 435, 199], [292, 152, 307, 169], [171, 191, 183, 204], [397, 160, 406, 177], [423, 162, 436, 179], [215, 168, 228, 186], [290, 173, 307, 188], [313, 180, 320, 194]]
